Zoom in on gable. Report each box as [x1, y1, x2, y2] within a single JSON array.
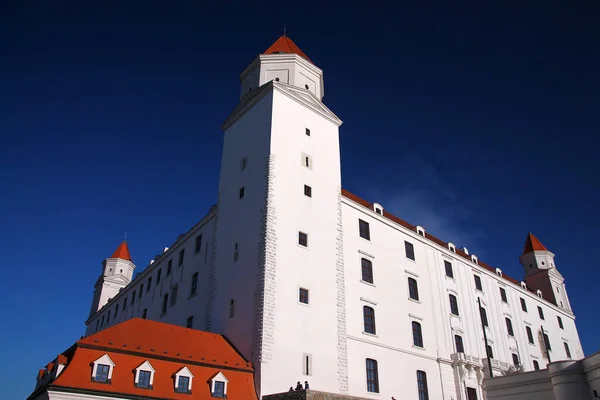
[[273, 82, 342, 126]]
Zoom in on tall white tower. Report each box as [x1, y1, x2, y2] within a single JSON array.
[[88, 241, 136, 316], [211, 35, 345, 397]]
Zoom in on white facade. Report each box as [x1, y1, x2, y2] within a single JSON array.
[[85, 37, 584, 400]]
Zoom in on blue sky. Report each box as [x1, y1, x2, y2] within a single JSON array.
[[1, 1, 599, 398]]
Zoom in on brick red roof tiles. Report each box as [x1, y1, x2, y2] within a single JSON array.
[[264, 35, 312, 63], [110, 240, 132, 262], [523, 232, 549, 254]]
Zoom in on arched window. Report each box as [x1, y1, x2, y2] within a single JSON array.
[[454, 335, 464, 353], [361, 258, 373, 284], [363, 306, 376, 334], [412, 321, 423, 347], [505, 318, 514, 336], [408, 277, 419, 301], [526, 326, 534, 344], [449, 294, 459, 316], [480, 307, 489, 327], [365, 359, 379, 393]]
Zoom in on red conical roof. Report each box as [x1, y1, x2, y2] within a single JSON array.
[[522, 233, 548, 254], [263, 35, 312, 63], [111, 241, 132, 261]]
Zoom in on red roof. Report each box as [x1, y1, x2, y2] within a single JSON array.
[[264, 35, 312, 63], [523, 232, 549, 254], [29, 319, 257, 400], [110, 241, 132, 262]]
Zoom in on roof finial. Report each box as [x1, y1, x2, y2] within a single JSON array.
[[124, 232, 127, 241], [283, 26, 287, 37]]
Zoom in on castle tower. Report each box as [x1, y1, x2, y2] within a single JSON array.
[[519, 233, 571, 311], [88, 241, 136, 316], [212, 35, 344, 397]]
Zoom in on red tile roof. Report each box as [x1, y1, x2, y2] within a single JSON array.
[[264, 35, 312, 63], [29, 319, 257, 400], [523, 232, 549, 254], [110, 241, 132, 262]]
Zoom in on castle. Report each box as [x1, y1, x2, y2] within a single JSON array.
[[85, 35, 583, 400]]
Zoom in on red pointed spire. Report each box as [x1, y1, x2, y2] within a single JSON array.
[[111, 241, 132, 262], [522, 233, 548, 254], [263, 35, 312, 63]]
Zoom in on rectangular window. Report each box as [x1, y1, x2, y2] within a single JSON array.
[[359, 219, 370, 240], [417, 370, 429, 400], [123, 297, 128, 310], [114, 304, 118, 318], [137, 370, 152, 388], [512, 353, 520, 366], [240, 156, 248, 171], [101, 315, 105, 326], [176, 376, 190, 393], [195, 235, 202, 253], [187, 316, 194, 328], [170, 285, 178, 306], [557, 316, 563, 329], [142, 308, 147, 319], [147, 277, 152, 292], [95, 364, 110, 383], [132, 292, 136, 304], [366, 359, 379, 393], [455, 335, 464, 353], [405, 241, 415, 260], [95, 319, 100, 332], [533, 360, 540, 370], [190, 273, 198, 296], [162, 294, 168, 314], [107, 310, 111, 321], [408, 277, 419, 301], [139, 286, 143, 298], [361, 258, 374, 284], [449, 294, 459, 316], [304, 184, 312, 197], [564, 342, 571, 358], [178, 249, 185, 266], [303, 354, 312, 376], [239, 187, 245, 199], [526, 326, 534, 344], [474, 275, 483, 291], [167, 260, 172, 275], [305, 128, 311, 136], [363, 306, 376, 334], [480, 307, 489, 327], [499, 287, 508, 303], [444, 261, 453, 278], [301, 153, 313, 169], [520, 297, 527, 312], [229, 299, 236, 318], [412, 321, 423, 347], [299, 288, 309, 304], [466, 388, 477, 400], [543, 333, 552, 351], [505, 318, 514, 336], [487, 344, 494, 359], [156, 269, 162, 284], [233, 242, 239, 262], [213, 381, 226, 398], [298, 232, 308, 247], [538, 306, 545, 320]]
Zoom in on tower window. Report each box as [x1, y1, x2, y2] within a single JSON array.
[[142, 308, 147, 319], [533, 360, 540, 370], [474, 275, 483, 291], [454, 335, 464, 353], [487, 344, 494, 359], [195, 235, 202, 253], [526, 326, 534, 344], [139, 286, 143, 298], [500, 287, 508, 303], [233, 242, 239, 262], [132, 292, 136, 304], [449, 294, 459, 316], [408, 277, 419, 301], [365, 359, 379, 393], [240, 157, 248, 170], [187, 316, 194, 328], [363, 306, 376, 334], [405, 241, 415, 261], [480, 307, 489, 327], [190, 273, 198, 296], [412, 321, 423, 347], [298, 232, 308, 247], [557, 316, 563, 329], [444, 261, 454, 278], [543, 333, 552, 351], [520, 297, 527, 312], [239, 187, 245, 199], [416, 370, 429, 399], [147, 277, 152, 292], [301, 152, 313, 169], [303, 354, 312, 376], [229, 299, 236, 318], [512, 353, 520, 367], [170, 284, 178, 306], [359, 219, 370, 240], [304, 184, 312, 197], [361, 258, 374, 284], [505, 317, 514, 336], [305, 128, 310, 136], [275, 77, 280, 82], [299, 288, 309, 304], [178, 249, 185, 266], [167, 260, 172, 275], [538, 306, 545, 320], [162, 294, 168, 314], [564, 342, 571, 358], [156, 269, 162, 284]]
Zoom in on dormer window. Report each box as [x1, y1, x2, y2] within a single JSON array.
[[210, 372, 229, 398], [471, 255, 478, 264], [416, 226, 425, 237], [174, 366, 194, 394], [373, 203, 383, 215], [495, 268, 502, 277], [537, 290, 543, 299], [134, 361, 155, 389], [91, 354, 115, 384], [520, 281, 527, 290], [448, 242, 456, 253]]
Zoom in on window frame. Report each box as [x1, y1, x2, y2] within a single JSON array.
[[417, 370, 429, 400], [190, 273, 198, 297], [405, 241, 415, 261], [444, 260, 454, 278], [304, 184, 312, 197], [412, 321, 424, 348], [505, 317, 514, 336], [298, 232, 308, 247], [538, 306, 545, 320], [520, 297, 527, 312], [299, 288, 309, 305], [176, 376, 191, 394], [499, 287, 508, 303], [361, 258, 374, 284], [212, 381, 226, 398], [526, 326, 535, 344], [557, 316, 564, 329], [363, 306, 376, 335], [474, 275, 483, 291], [365, 358, 379, 393], [480, 307, 489, 328], [408, 277, 419, 301], [359, 219, 370, 240], [195, 235, 202, 254], [94, 364, 111, 383], [136, 370, 152, 389], [449, 294, 459, 316], [454, 334, 464, 353]]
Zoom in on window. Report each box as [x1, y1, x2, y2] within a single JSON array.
[[543, 333, 552, 351], [474, 275, 483, 291], [167, 260, 172, 275], [233, 242, 239, 262], [298, 232, 308, 247], [533, 360, 540, 370], [455, 335, 464, 353], [505, 318, 514, 336], [359, 219, 370, 240], [538, 306, 545, 320], [361, 258, 374, 284], [305, 128, 311, 136], [299, 288, 309, 304], [417, 370, 429, 400], [363, 306, 376, 334], [187, 316, 194, 328], [444, 261, 453, 278], [229, 299, 236, 318], [170, 285, 178, 306], [303, 354, 312, 376], [213, 381, 226, 398], [449, 294, 459, 316], [142, 308, 147, 319], [162, 294, 168, 314], [95, 364, 110, 383], [101, 315, 105, 326], [239, 187, 245, 199], [123, 297, 127, 310], [190, 273, 198, 296], [564, 342, 571, 358], [147, 277, 152, 292], [526, 326, 534, 344], [408, 277, 419, 301], [139, 286, 143, 298], [96, 319, 100, 332], [114, 304, 118, 318], [178, 249, 185, 266], [137, 370, 152, 389], [557, 316, 563, 329], [156, 269, 162, 284], [301, 153, 313, 169], [480, 307, 489, 327], [412, 321, 423, 347], [240, 156, 248, 170], [107, 310, 111, 322], [195, 235, 202, 253], [417, 229, 424, 236], [365, 359, 379, 393], [304, 184, 312, 197], [132, 292, 136, 304], [512, 353, 520, 366], [176, 376, 190, 394], [500, 287, 508, 303], [405, 241, 415, 260], [520, 297, 527, 312], [486, 344, 494, 359]]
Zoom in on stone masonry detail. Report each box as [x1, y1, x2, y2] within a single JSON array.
[[335, 187, 349, 393]]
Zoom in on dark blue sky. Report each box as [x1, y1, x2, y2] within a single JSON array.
[[1, 1, 599, 398]]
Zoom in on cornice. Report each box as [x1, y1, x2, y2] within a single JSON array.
[[221, 82, 273, 131], [272, 82, 342, 126]]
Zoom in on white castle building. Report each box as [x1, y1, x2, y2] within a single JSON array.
[[85, 36, 584, 400]]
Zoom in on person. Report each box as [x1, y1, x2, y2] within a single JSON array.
[[295, 381, 303, 391], [289, 387, 294, 392], [304, 381, 310, 390]]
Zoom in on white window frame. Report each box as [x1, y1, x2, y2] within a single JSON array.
[[91, 354, 115, 382], [134, 360, 156, 387], [210, 372, 229, 397], [174, 366, 194, 393]]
